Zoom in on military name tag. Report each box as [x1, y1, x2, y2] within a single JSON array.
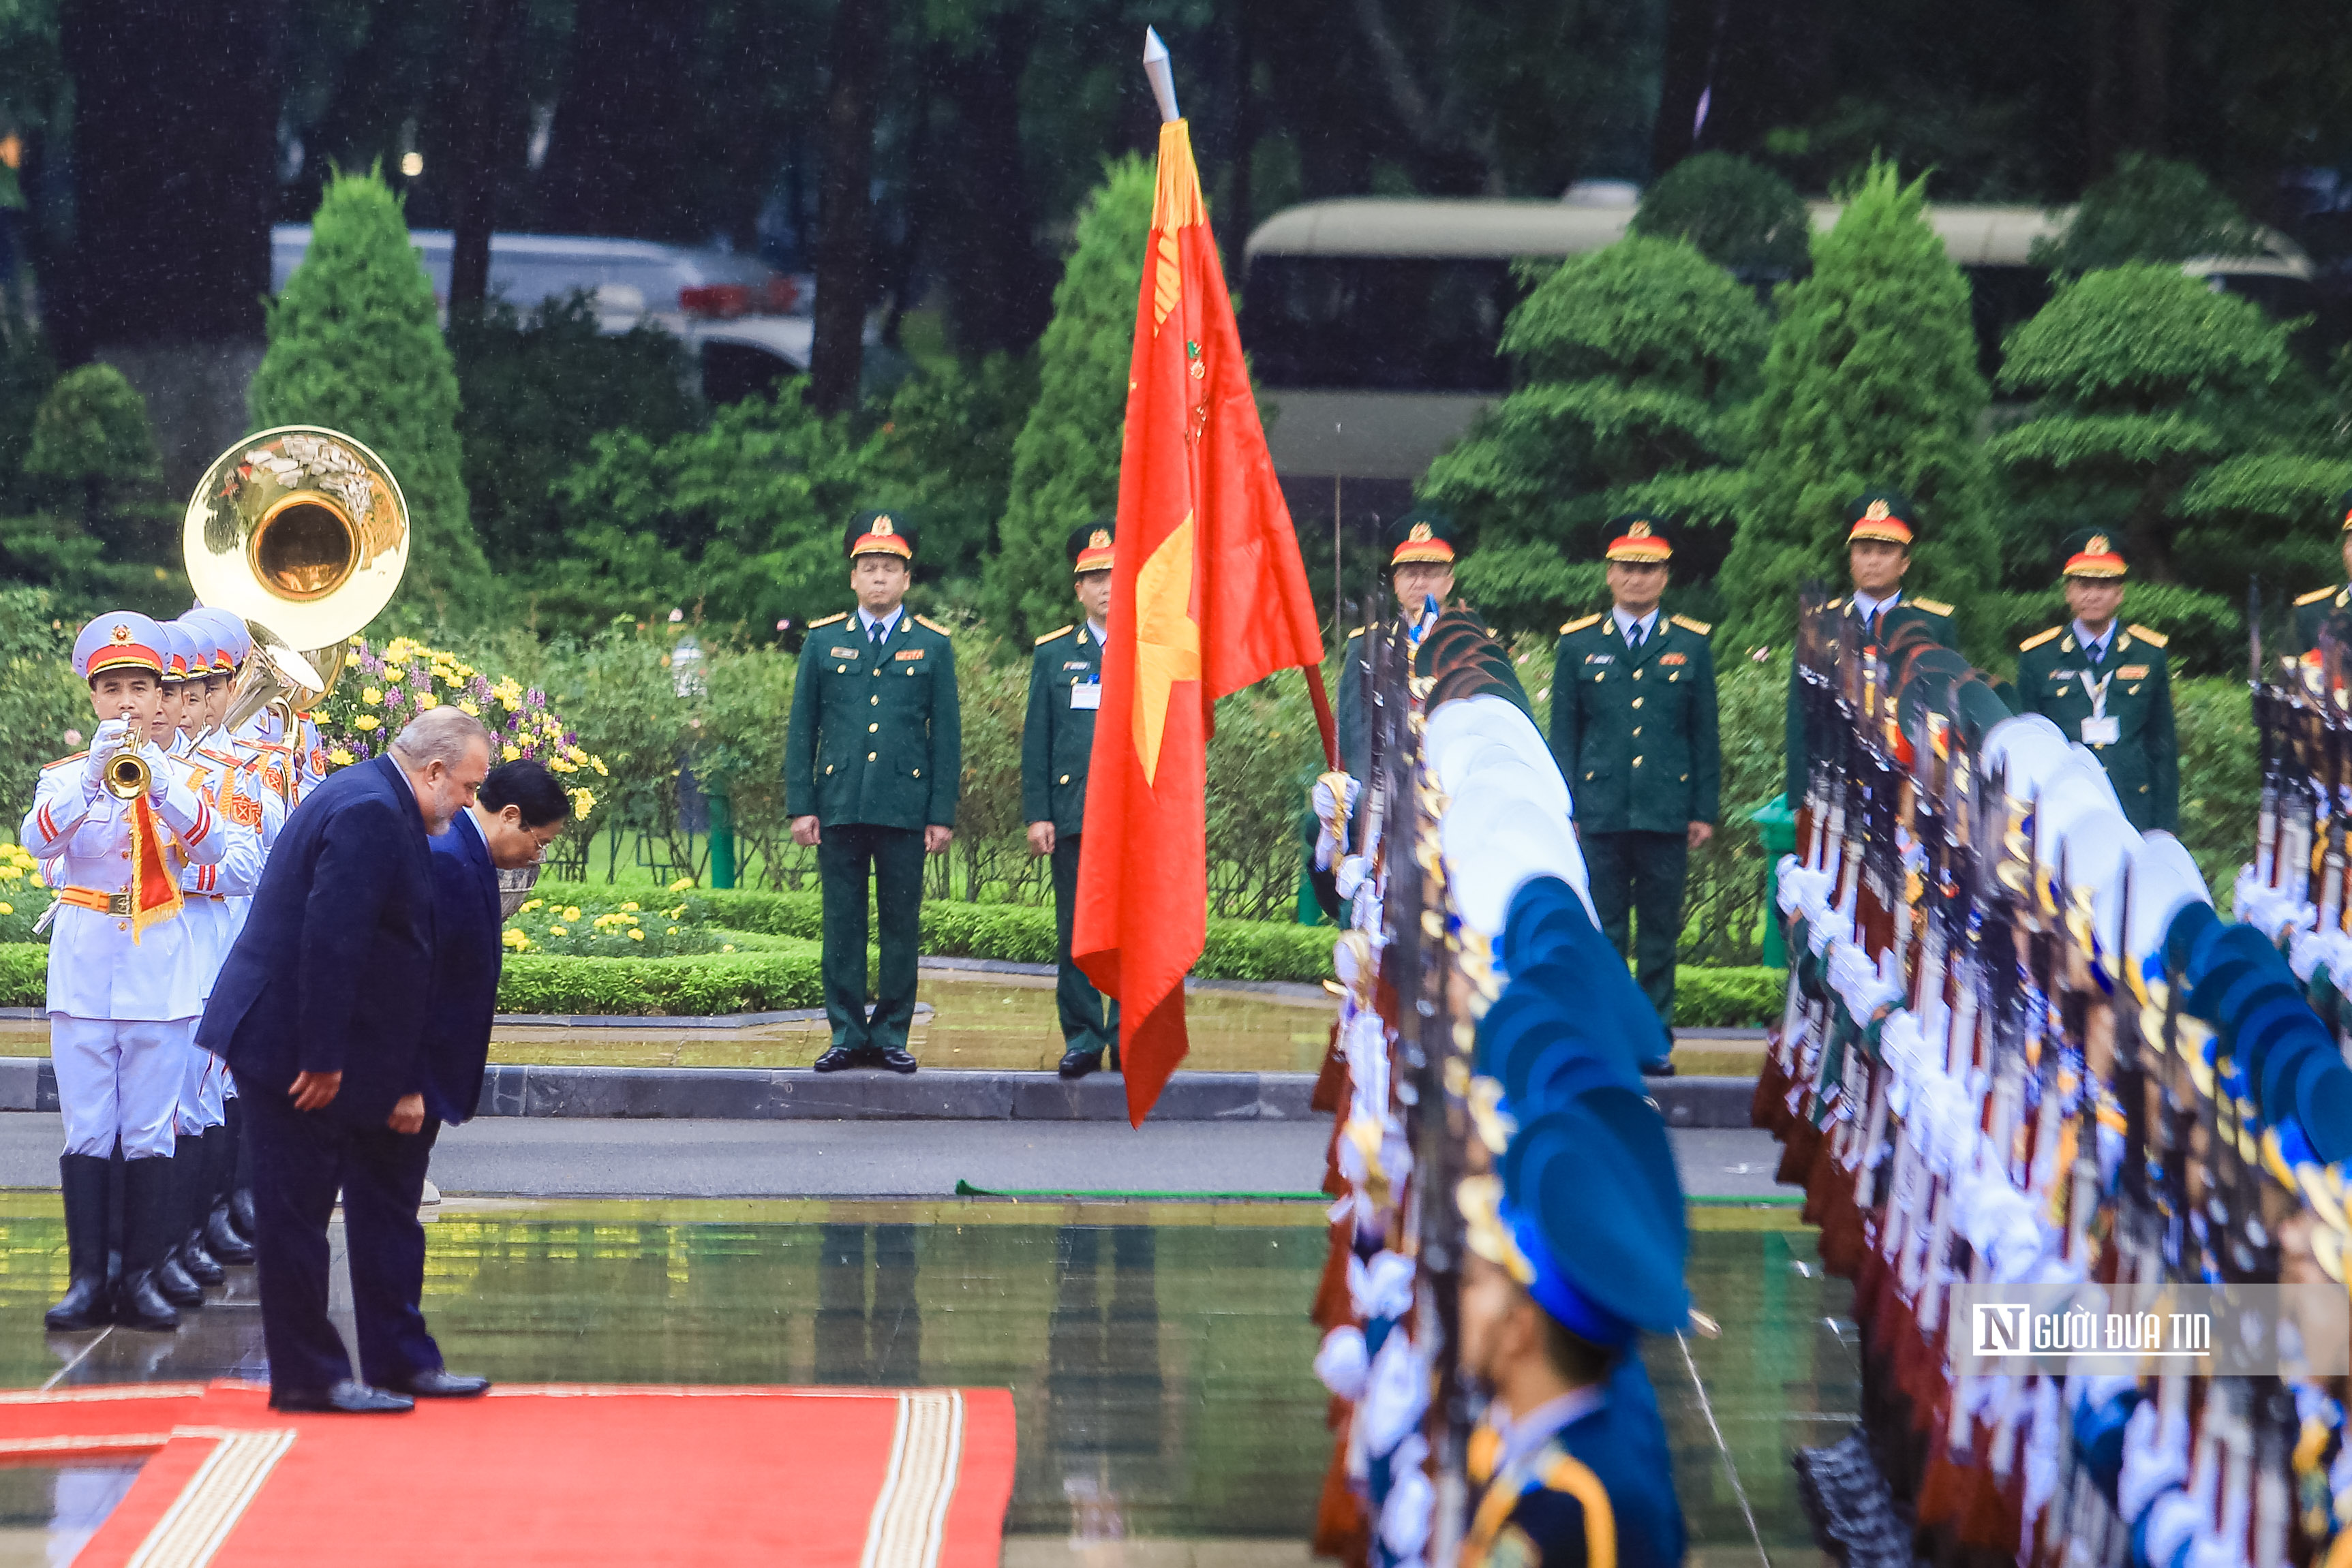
[[2081, 716, 2120, 745], [895, 649, 925, 662], [2118, 664, 2149, 680], [1071, 682, 1101, 709], [829, 645, 861, 659]]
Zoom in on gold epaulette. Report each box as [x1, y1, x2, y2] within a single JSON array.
[[1346, 626, 1366, 641], [1670, 614, 1711, 636], [1035, 624, 1073, 646], [1560, 613, 1604, 634], [808, 611, 849, 629], [2126, 623, 2169, 648], [1912, 597, 1955, 615], [915, 615, 953, 636], [2019, 626, 2062, 652], [42, 751, 87, 771], [2297, 585, 2337, 607], [1823, 597, 1844, 613]]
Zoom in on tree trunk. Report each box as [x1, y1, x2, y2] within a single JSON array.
[[537, 0, 703, 239], [445, 0, 528, 320], [2125, 0, 2170, 154], [54, 0, 285, 360], [810, 0, 889, 414], [940, 11, 1047, 358]]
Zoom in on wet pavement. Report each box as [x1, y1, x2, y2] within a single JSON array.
[[0, 1194, 1852, 1564]]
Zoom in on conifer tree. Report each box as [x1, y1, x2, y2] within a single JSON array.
[[1422, 234, 1768, 634], [986, 156, 1152, 642], [25, 363, 168, 556], [1721, 161, 1998, 651], [249, 170, 492, 626]]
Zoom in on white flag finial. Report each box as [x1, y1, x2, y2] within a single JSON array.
[[1142, 28, 1179, 123]]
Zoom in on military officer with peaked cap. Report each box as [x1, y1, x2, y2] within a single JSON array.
[[786, 511, 961, 1074], [1024, 523, 1120, 1080], [1782, 491, 1958, 808], [2017, 529, 2178, 832], [1337, 510, 1463, 780], [1549, 518, 1718, 1064], [2292, 491, 2352, 653]]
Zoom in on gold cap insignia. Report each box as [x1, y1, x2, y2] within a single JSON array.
[[1090, 529, 1111, 549], [1408, 522, 1433, 543], [871, 516, 895, 536], [111, 625, 131, 643], [1628, 521, 1653, 538], [1863, 499, 1891, 522], [2086, 534, 2111, 554]]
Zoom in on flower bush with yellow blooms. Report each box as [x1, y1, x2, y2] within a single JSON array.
[[499, 891, 729, 958], [0, 843, 48, 942], [313, 637, 607, 820]]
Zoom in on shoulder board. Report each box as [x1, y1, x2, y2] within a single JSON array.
[[1823, 597, 1844, 613], [1560, 613, 1604, 635], [807, 611, 849, 628], [915, 615, 953, 636], [42, 751, 88, 771], [1035, 625, 1074, 647], [1911, 597, 1955, 616], [2126, 624, 2169, 648], [1346, 626, 1366, 642], [2297, 586, 2337, 606], [2019, 626, 2062, 652], [1669, 614, 1711, 636]]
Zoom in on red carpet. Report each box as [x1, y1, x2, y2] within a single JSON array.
[[0, 1381, 1015, 1567]]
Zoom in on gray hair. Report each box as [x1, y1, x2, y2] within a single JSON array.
[[389, 706, 492, 769]]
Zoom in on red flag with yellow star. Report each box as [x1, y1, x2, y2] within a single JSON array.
[[1075, 115, 1336, 1126]]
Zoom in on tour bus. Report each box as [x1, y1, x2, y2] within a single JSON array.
[[269, 226, 819, 404], [1239, 192, 2320, 500]]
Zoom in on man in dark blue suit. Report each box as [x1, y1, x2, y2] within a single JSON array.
[[358, 761, 573, 1387], [198, 707, 492, 1415]]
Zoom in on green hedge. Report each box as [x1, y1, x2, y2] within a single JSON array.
[[1674, 966, 1786, 1028], [498, 943, 824, 1016], [0, 944, 40, 1007], [531, 882, 1340, 985]]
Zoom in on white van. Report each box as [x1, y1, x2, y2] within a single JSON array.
[[1240, 194, 2319, 488], [269, 226, 821, 403]]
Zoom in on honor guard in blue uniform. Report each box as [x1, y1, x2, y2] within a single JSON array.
[[1023, 523, 1120, 1079], [786, 512, 962, 1075], [20, 613, 228, 1332], [1548, 519, 1718, 1060], [1456, 872, 1692, 1568], [1782, 492, 1958, 807], [2015, 531, 2177, 832], [2292, 491, 2352, 652], [1337, 511, 1461, 780]]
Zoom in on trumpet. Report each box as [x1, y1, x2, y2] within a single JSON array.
[[101, 740, 151, 802]]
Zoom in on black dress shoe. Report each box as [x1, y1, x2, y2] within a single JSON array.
[[1640, 1057, 1677, 1077], [391, 1368, 491, 1398], [269, 1380, 414, 1414], [813, 1045, 864, 1073], [153, 1255, 205, 1308], [205, 1206, 254, 1265], [115, 1271, 179, 1332], [228, 1188, 257, 1242], [181, 1234, 224, 1287], [1058, 1046, 1105, 1080], [44, 1275, 110, 1333], [879, 1048, 918, 1075]]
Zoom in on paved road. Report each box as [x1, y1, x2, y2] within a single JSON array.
[[0, 1112, 1788, 1200]]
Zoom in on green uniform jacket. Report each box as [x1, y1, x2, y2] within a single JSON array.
[[1782, 594, 1957, 805], [2016, 621, 2178, 832], [2295, 583, 2352, 654], [1550, 611, 1721, 834], [1336, 613, 1434, 780], [1021, 623, 1103, 835], [784, 609, 961, 829]]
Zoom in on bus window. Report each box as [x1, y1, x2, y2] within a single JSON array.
[[1243, 256, 1521, 393]]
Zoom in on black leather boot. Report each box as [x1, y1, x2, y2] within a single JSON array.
[[116, 1158, 181, 1331], [45, 1154, 112, 1332], [150, 1153, 207, 1308], [176, 1142, 223, 1285], [204, 1127, 253, 1264], [226, 1103, 257, 1242]]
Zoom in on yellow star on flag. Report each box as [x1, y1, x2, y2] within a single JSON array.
[[1132, 514, 1200, 786]]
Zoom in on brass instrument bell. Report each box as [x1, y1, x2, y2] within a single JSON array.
[[102, 745, 151, 802]]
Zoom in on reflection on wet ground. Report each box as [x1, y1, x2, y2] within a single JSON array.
[[0, 1197, 1853, 1561]]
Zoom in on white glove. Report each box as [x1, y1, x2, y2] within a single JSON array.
[[1312, 773, 1360, 872], [83, 720, 131, 788], [141, 742, 173, 801]]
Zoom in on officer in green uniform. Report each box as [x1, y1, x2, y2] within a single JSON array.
[[2017, 529, 2177, 832], [785, 511, 961, 1074], [1024, 523, 1120, 1080], [1782, 491, 1957, 807], [2291, 491, 2352, 652], [1548, 519, 1718, 1062], [1337, 510, 1460, 780]]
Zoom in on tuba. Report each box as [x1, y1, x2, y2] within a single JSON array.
[[182, 427, 409, 754]]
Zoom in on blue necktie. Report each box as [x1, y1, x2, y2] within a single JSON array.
[[1625, 620, 1644, 651]]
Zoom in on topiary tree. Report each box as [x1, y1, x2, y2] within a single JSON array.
[[249, 169, 492, 628], [2032, 155, 2266, 273], [1629, 153, 1812, 279], [1720, 160, 1998, 653], [24, 363, 172, 561], [1991, 262, 2348, 616], [1421, 233, 1769, 636], [986, 155, 1152, 643]]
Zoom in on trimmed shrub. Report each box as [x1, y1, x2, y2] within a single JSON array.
[[1674, 966, 1786, 1028], [498, 944, 825, 1017], [0, 942, 40, 1007]]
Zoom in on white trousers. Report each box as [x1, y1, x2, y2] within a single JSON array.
[[50, 1015, 188, 1158], [174, 1035, 227, 1137]]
